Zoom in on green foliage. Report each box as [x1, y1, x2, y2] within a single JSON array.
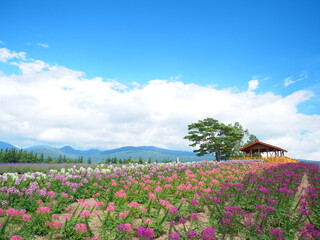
[[184, 118, 250, 161], [0, 148, 79, 164], [244, 134, 259, 146]]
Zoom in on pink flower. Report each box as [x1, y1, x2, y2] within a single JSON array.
[[10, 235, 23, 240], [80, 210, 91, 217], [180, 198, 187, 203], [76, 223, 87, 232], [114, 189, 127, 198], [143, 218, 153, 225], [78, 200, 91, 208], [154, 186, 163, 192], [140, 208, 148, 213], [148, 192, 156, 201], [47, 220, 62, 230], [21, 214, 32, 221], [118, 211, 129, 219], [36, 206, 50, 214], [92, 193, 101, 197], [63, 213, 71, 219], [61, 192, 69, 199], [93, 201, 105, 208], [128, 201, 139, 208], [6, 208, 22, 217], [111, 179, 118, 186], [106, 202, 115, 212], [47, 191, 55, 198]]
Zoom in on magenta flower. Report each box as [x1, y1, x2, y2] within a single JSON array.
[[187, 230, 198, 239], [168, 232, 181, 240], [190, 199, 199, 206], [136, 226, 154, 239], [268, 228, 284, 240], [118, 223, 133, 232], [224, 211, 233, 218], [189, 213, 199, 221], [169, 207, 179, 216], [221, 218, 232, 226], [201, 227, 215, 240], [179, 217, 187, 223]]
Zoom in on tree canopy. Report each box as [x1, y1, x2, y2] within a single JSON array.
[[184, 118, 257, 161]]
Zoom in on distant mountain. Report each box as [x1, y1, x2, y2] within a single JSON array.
[[0, 141, 18, 150], [296, 159, 320, 165], [0, 141, 214, 162], [101, 146, 200, 156], [99, 146, 212, 162], [59, 146, 101, 156], [25, 145, 50, 150]]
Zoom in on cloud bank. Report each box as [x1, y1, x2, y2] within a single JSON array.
[[0, 48, 319, 160]]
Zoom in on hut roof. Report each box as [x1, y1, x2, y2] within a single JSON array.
[[240, 140, 287, 153]]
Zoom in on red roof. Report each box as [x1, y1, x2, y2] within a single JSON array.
[[240, 140, 287, 153]]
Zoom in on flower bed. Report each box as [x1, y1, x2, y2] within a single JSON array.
[[0, 161, 319, 239]]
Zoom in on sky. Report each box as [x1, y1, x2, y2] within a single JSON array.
[[0, 0, 319, 160]]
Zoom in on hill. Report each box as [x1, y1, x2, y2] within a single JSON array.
[[0, 141, 213, 162], [0, 141, 18, 150]]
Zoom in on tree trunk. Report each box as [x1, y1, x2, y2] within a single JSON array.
[[215, 152, 221, 162]]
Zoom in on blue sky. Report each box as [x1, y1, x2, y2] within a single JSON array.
[[2, 1, 320, 97], [0, 0, 320, 159]]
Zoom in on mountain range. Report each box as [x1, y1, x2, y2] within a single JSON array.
[[0, 141, 213, 162]]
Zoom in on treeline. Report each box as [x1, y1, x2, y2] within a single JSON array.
[[0, 148, 176, 164], [0, 148, 86, 164]]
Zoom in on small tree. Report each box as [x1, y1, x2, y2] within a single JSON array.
[[184, 118, 245, 161]]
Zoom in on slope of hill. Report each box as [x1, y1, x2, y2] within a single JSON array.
[[0, 141, 18, 150]]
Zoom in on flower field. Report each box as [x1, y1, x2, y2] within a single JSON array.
[[0, 161, 319, 240]]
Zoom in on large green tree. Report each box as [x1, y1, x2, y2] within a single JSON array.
[[184, 118, 248, 161]]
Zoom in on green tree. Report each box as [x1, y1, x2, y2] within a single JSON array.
[[184, 118, 245, 161], [244, 134, 259, 146]]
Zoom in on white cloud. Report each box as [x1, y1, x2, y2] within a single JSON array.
[[0, 48, 26, 62], [284, 72, 308, 87], [0, 41, 4, 45], [284, 77, 296, 87], [11, 60, 50, 75], [247, 79, 259, 91], [37, 43, 49, 48], [0, 47, 319, 160]]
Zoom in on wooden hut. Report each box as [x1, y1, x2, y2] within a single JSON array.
[[239, 140, 287, 159]]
